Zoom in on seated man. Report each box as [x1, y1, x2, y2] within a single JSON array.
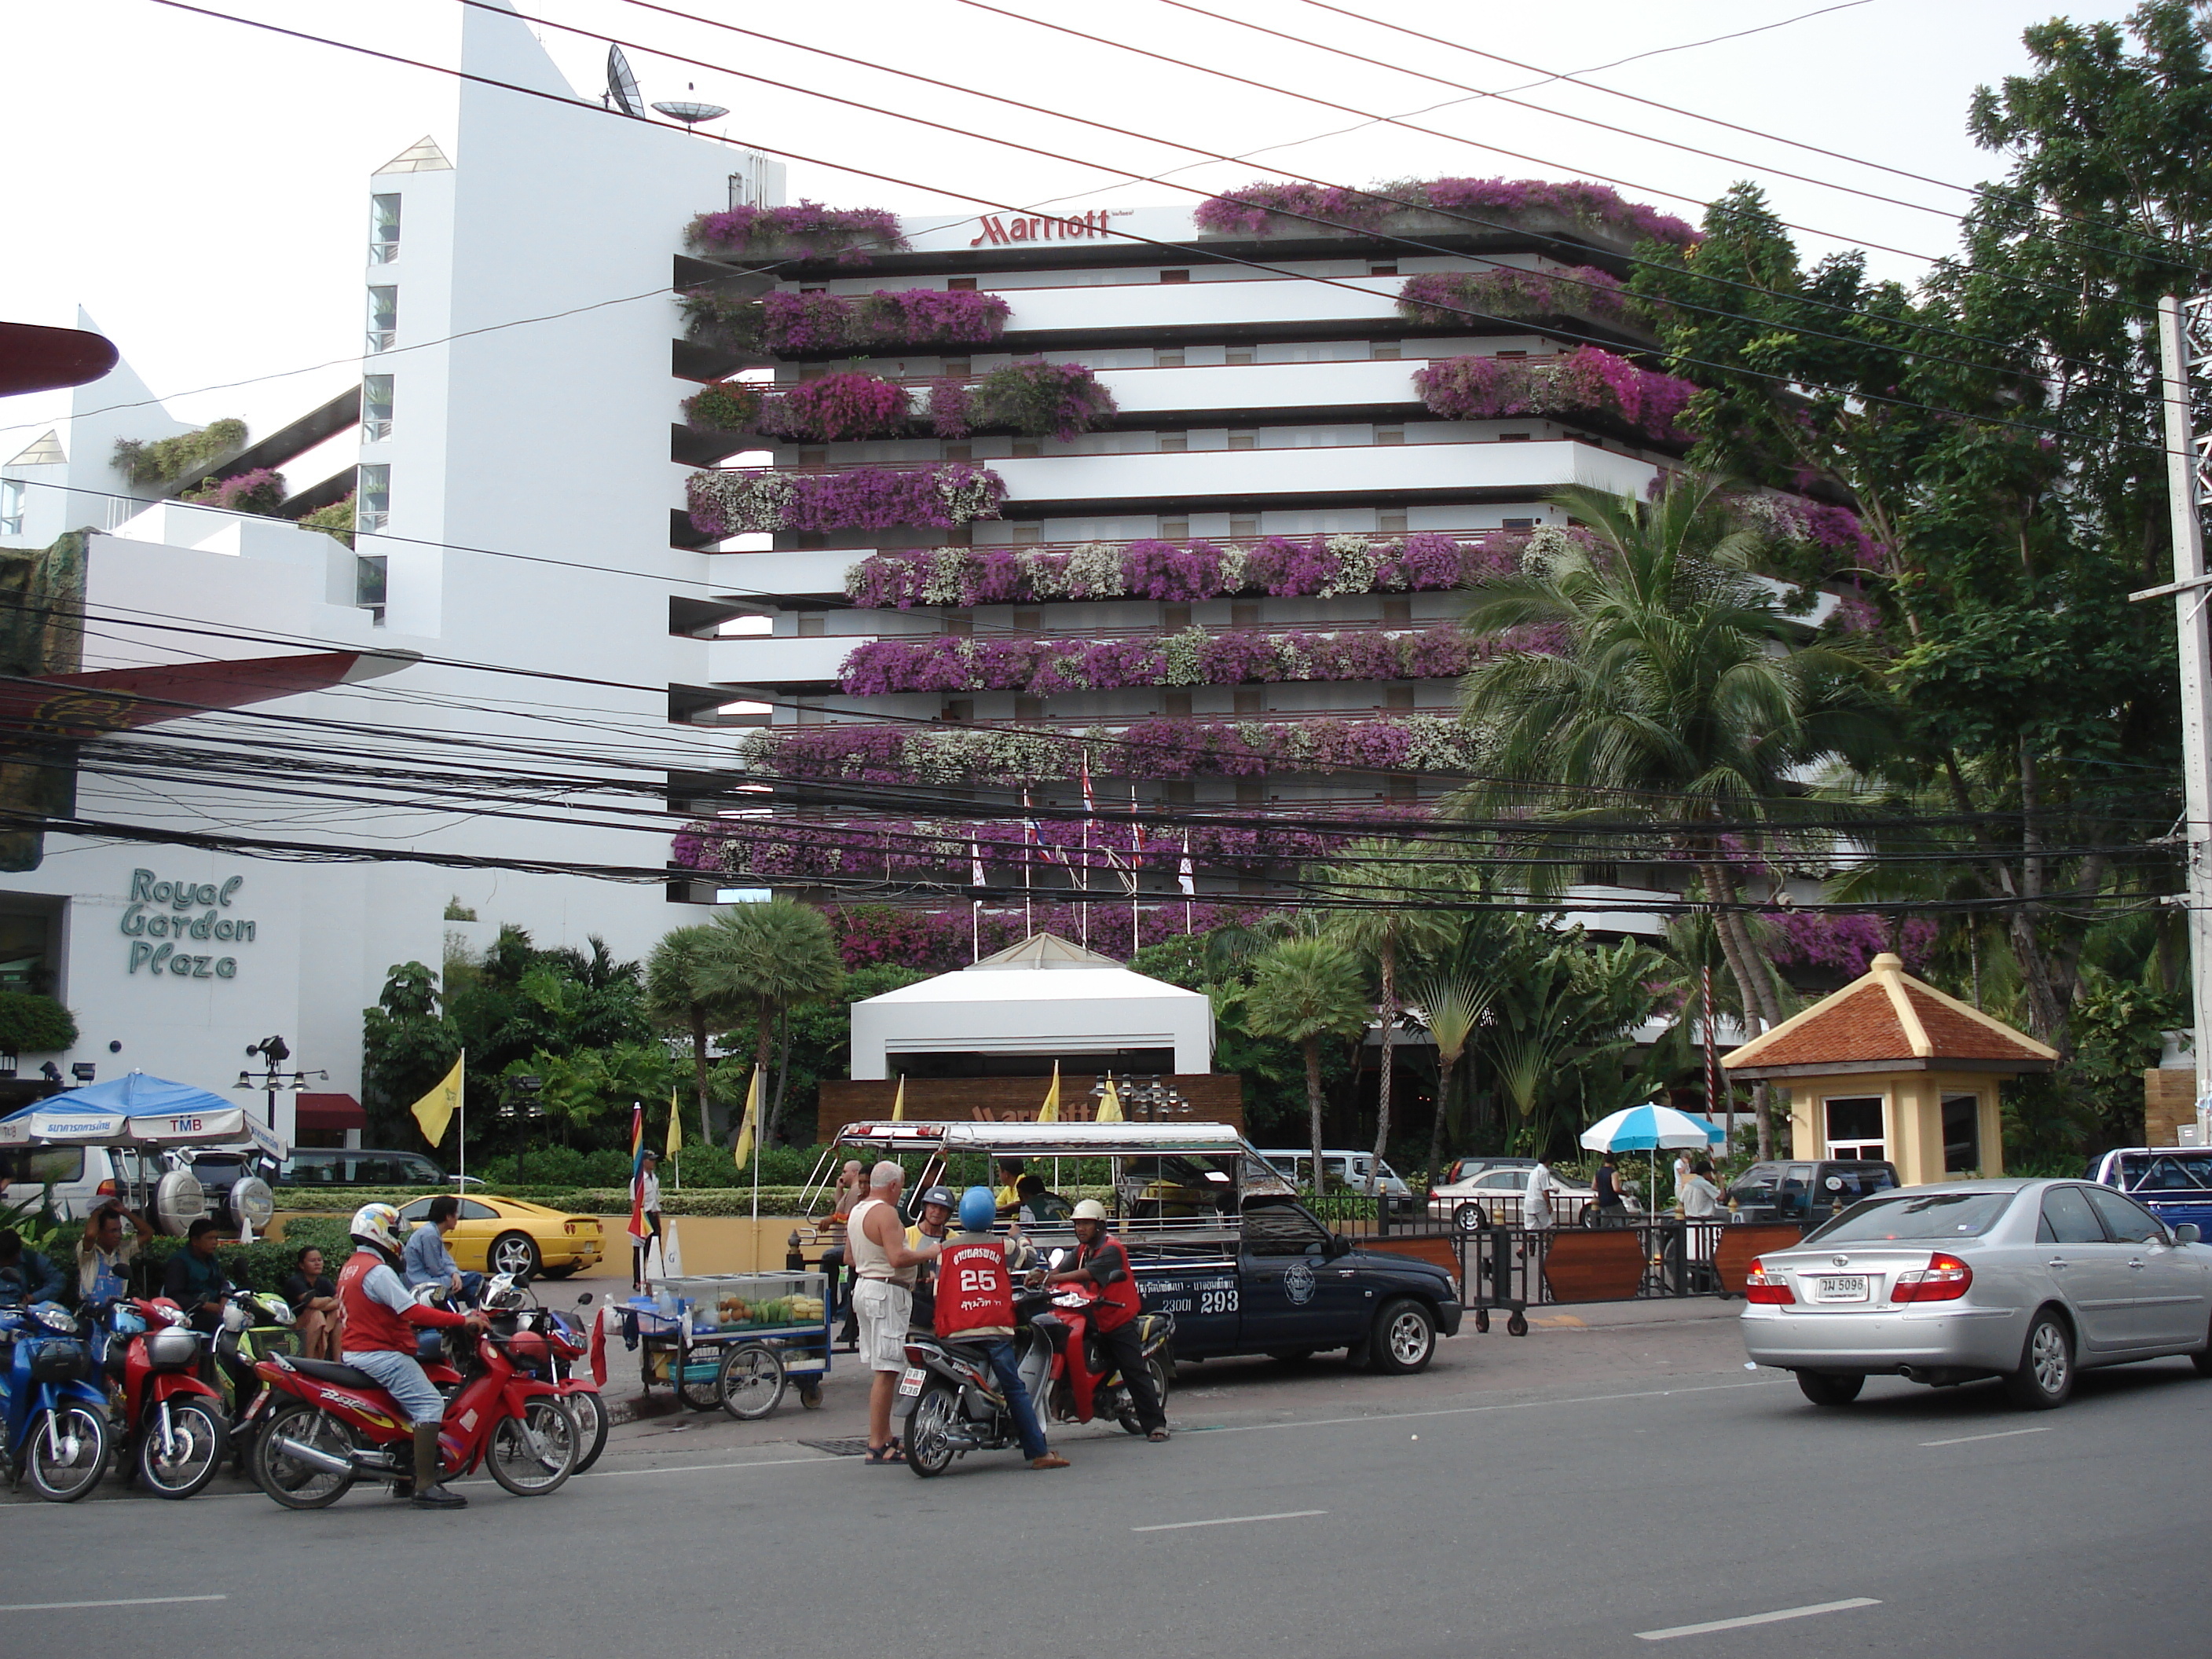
[[1015, 1174, 1073, 1225], [162, 1218, 236, 1335], [401, 1196, 482, 1360], [0, 1228, 67, 1306]]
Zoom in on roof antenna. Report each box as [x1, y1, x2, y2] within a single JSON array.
[[604, 44, 644, 118], [654, 82, 730, 127]]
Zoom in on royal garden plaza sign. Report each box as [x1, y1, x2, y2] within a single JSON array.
[[118, 868, 256, 980]]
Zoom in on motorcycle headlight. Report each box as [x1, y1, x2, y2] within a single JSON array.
[[33, 1302, 75, 1333]]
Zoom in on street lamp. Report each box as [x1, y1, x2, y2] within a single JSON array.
[[235, 1035, 328, 1129], [500, 1075, 545, 1184]]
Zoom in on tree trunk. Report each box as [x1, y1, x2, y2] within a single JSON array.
[[1305, 1038, 1327, 1197], [1703, 864, 1785, 1159], [690, 1004, 712, 1147], [752, 994, 776, 1146], [770, 1004, 793, 1148], [1426, 1053, 1457, 1179], [1369, 937, 1396, 1195]]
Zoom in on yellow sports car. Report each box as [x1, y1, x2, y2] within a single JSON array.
[[394, 1195, 604, 1279]]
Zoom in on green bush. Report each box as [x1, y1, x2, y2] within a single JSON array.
[[0, 990, 78, 1054], [111, 419, 247, 486]]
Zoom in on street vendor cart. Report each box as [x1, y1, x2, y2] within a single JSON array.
[[624, 1269, 832, 1420]]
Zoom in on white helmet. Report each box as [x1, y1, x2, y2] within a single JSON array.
[[349, 1202, 402, 1254], [1071, 1199, 1108, 1223]]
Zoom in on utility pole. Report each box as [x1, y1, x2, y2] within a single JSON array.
[[2149, 295, 2212, 1141]]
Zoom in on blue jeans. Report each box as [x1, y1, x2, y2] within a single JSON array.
[[980, 1339, 1049, 1461], [342, 1347, 445, 1426]]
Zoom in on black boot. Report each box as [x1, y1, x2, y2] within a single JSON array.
[[410, 1422, 466, 1510]]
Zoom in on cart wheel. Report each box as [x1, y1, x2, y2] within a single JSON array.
[[1474, 1309, 1490, 1334], [798, 1382, 823, 1410], [716, 1342, 787, 1421], [676, 1356, 722, 1412], [1506, 1311, 1529, 1337]]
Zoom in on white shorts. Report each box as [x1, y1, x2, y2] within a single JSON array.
[[851, 1279, 913, 1373]]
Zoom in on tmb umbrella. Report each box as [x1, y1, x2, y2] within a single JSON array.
[[0, 1071, 287, 1159]]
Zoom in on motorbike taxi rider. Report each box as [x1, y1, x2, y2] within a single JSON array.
[[1046, 1198, 1170, 1442], [338, 1202, 488, 1510], [941, 1186, 1068, 1470]]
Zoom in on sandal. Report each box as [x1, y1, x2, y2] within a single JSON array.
[[862, 1443, 905, 1464], [1147, 1429, 1171, 1442]]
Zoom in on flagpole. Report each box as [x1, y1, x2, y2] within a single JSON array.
[[1023, 788, 1034, 938], [1130, 783, 1141, 959]]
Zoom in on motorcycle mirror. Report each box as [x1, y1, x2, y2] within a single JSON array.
[[1048, 1247, 1071, 1271], [575, 1291, 595, 1306]]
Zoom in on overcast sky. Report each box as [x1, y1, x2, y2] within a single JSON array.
[[1, 0, 2140, 452]]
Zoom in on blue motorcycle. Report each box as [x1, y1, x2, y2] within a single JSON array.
[[2, 1302, 112, 1501]]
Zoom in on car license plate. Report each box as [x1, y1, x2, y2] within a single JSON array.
[[895, 1366, 925, 1397], [1813, 1275, 1869, 1302]]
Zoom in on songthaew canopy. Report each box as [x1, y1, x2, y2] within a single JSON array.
[[848, 933, 1214, 1079]]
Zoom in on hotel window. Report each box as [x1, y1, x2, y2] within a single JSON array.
[[1374, 427, 1404, 445], [1010, 525, 1040, 544], [1159, 269, 1190, 284], [354, 554, 388, 618], [366, 286, 397, 353], [943, 611, 973, 637], [942, 444, 972, 462], [1231, 601, 1261, 627], [1379, 511, 1408, 533], [947, 277, 978, 291], [1381, 598, 1412, 627], [797, 613, 826, 637], [1163, 690, 1193, 720], [1013, 610, 1042, 632], [1229, 517, 1258, 540], [1227, 431, 1255, 452], [1158, 434, 1188, 452], [800, 449, 828, 467], [0, 479, 22, 537], [1501, 517, 1536, 529], [943, 698, 974, 722], [362, 375, 394, 442], [1387, 778, 1418, 804], [370, 193, 401, 263], [1225, 347, 1254, 366], [1385, 683, 1415, 709], [1235, 779, 1264, 804], [1163, 779, 1195, 804], [1155, 350, 1185, 368], [1370, 341, 1401, 361], [1495, 349, 1528, 359], [1162, 604, 1192, 631], [1158, 518, 1189, 540], [357, 463, 390, 532]]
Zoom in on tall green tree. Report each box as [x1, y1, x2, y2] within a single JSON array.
[[1325, 841, 1452, 1192], [1408, 965, 1492, 1177], [694, 899, 847, 1147], [1452, 479, 1889, 1152], [646, 925, 746, 1146], [361, 961, 463, 1149], [1242, 937, 1372, 1186]]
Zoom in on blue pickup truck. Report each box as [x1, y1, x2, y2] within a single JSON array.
[[2086, 1148, 2212, 1235]]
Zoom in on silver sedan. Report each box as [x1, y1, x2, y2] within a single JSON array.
[[1740, 1177, 2212, 1409]]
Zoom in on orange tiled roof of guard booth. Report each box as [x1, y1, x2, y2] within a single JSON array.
[[1723, 953, 2057, 1075]]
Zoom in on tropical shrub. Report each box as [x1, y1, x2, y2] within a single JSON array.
[[1397, 266, 1653, 332], [679, 290, 766, 353], [182, 467, 287, 515], [111, 419, 247, 486], [1415, 348, 1696, 441], [298, 493, 355, 549], [687, 463, 1004, 537], [683, 381, 764, 432], [756, 372, 911, 441], [687, 201, 909, 265], [1195, 176, 1697, 246], [0, 991, 77, 1054], [764, 288, 1009, 353], [930, 362, 1117, 441]]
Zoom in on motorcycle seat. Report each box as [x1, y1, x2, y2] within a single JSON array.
[[287, 1356, 384, 1390]]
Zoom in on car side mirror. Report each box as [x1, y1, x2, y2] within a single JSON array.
[[2177, 1224, 2200, 1246], [1327, 1234, 1351, 1258]]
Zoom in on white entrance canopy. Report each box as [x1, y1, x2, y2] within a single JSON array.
[[848, 933, 1214, 1079]]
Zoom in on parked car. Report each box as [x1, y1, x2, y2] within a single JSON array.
[[1437, 1156, 1536, 1190], [1427, 1163, 1630, 1231], [273, 1148, 478, 1188], [1726, 1159, 1898, 1226], [1, 1142, 180, 1225], [2085, 1148, 2212, 1238], [1741, 1177, 2212, 1409], [1257, 1148, 1415, 1212], [392, 1194, 604, 1279]]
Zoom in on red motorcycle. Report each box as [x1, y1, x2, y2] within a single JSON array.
[[481, 1275, 608, 1474], [101, 1297, 229, 1500], [1033, 1276, 1175, 1434], [244, 1317, 580, 1508]]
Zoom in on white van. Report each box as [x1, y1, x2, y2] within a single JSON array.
[[1, 1142, 169, 1224], [1257, 1148, 1416, 1211]]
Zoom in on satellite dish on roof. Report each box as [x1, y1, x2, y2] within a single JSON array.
[[606, 44, 644, 119], [653, 82, 729, 127]]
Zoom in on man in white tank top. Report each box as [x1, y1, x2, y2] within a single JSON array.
[[849, 1159, 942, 1463]]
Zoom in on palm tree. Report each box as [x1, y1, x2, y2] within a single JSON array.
[[694, 899, 846, 1146], [1408, 968, 1494, 1178], [1453, 478, 1890, 1155], [1242, 937, 1372, 1192], [645, 925, 748, 1146]]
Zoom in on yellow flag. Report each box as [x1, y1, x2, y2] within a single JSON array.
[[666, 1086, 683, 1158], [732, 1067, 761, 1168], [891, 1075, 906, 1122], [1037, 1060, 1060, 1124], [1096, 1076, 1124, 1123], [409, 1051, 463, 1148]]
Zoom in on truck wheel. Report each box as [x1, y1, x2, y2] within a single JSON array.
[[1370, 1298, 1437, 1375], [1794, 1371, 1865, 1407], [2004, 1309, 2075, 1410]]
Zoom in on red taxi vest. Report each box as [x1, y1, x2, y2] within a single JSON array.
[[337, 1251, 419, 1356], [934, 1237, 1016, 1339], [1083, 1236, 1144, 1332]]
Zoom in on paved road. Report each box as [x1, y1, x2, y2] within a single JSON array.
[[6, 1306, 2205, 1656]]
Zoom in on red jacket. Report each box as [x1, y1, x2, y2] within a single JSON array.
[[338, 1249, 465, 1357], [935, 1236, 1015, 1340], [1077, 1235, 1143, 1332]]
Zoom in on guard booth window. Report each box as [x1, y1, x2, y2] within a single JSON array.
[[1941, 1093, 1981, 1174], [1824, 1097, 1884, 1160]]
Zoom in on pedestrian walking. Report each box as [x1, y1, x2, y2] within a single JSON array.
[[1678, 1160, 1723, 1218], [1522, 1158, 1560, 1232]]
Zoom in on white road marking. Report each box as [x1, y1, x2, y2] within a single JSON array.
[[1919, 1426, 2055, 1448], [576, 1454, 836, 1478], [1636, 1599, 1881, 1640], [0, 1595, 228, 1613], [1191, 1376, 1780, 1436], [1132, 1509, 1328, 1532]]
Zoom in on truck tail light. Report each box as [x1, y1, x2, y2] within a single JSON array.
[[95, 1178, 120, 1197], [1892, 1252, 1972, 1303], [1743, 1258, 1795, 1305]]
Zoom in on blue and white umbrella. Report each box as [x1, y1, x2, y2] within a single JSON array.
[[1579, 1103, 1727, 1153], [0, 1071, 287, 1158]]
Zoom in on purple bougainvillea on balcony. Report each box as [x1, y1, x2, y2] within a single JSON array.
[[687, 463, 1005, 537], [183, 467, 287, 515], [687, 201, 909, 266], [928, 362, 1118, 443], [1397, 266, 1652, 333], [844, 531, 1520, 610], [763, 288, 1011, 354], [756, 372, 912, 442], [1194, 176, 1697, 246], [1415, 348, 1696, 442]]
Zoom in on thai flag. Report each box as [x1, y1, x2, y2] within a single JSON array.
[[625, 1101, 649, 1243]]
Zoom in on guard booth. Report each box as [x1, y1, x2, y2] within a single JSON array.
[[1722, 952, 2056, 1185]]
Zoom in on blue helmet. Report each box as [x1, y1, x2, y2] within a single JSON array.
[[958, 1186, 997, 1232]]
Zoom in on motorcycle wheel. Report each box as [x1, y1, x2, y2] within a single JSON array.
[[251, 1402, 357, 1510], [486, 1398, 579, 1497], [25, 1405, 109, 1503], [1118, 1356, 1171, 1436], [565, 1389, 610, 1474], [137, 1399, 228, 1500], [905, 1380, 960, 1478]]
